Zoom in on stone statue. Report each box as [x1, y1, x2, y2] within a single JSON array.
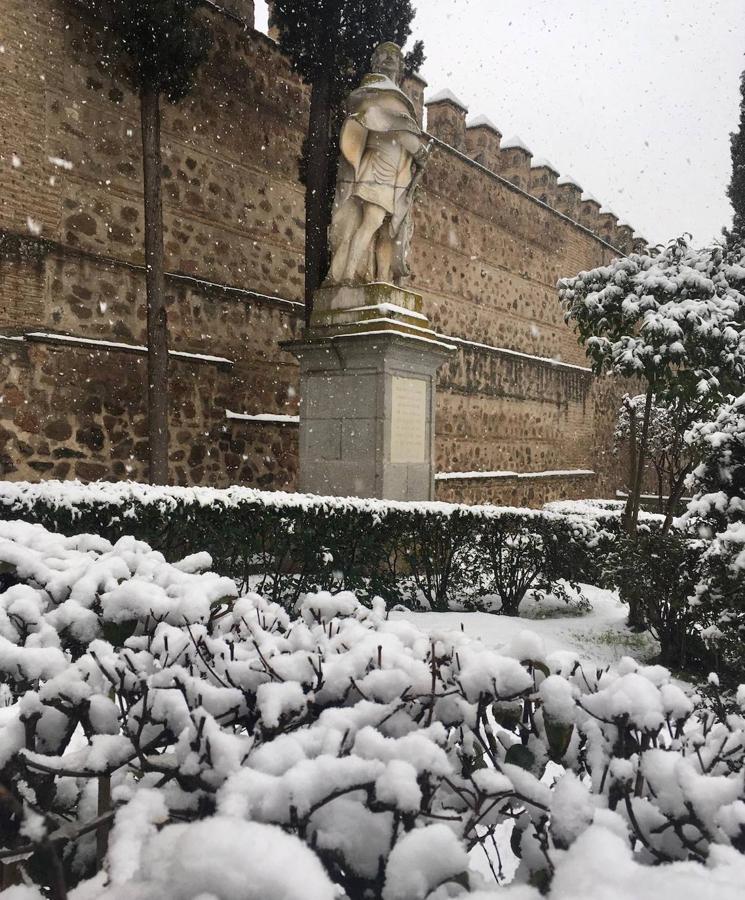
[[327, 41, 431, 286]]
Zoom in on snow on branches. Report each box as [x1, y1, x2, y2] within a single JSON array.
[[1, 521, 745, 898], [558, 237, 745, 395], [683, 394, 745, 663], [560, 236, 745, 537]]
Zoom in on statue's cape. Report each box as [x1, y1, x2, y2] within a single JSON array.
[[339, 74, 421, 177]]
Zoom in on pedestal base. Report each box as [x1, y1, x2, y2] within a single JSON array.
[[283, 284, 454, 501]]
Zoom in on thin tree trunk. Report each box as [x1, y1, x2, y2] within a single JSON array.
[[140, 85, 169, 484], [96, 774, 112, 868], [303, 72, 333, 325], [629, 386, 654, 535], [626, 387, 654, 630], [622, 401, 637, 529], [661, 464, 693, 535]]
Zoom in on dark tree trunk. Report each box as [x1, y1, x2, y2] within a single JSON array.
[[626, 386, 654, 630], [661, 464, 693, 535], [622, 402, 637, 529], [303, 71, 333, 325], [628, 387, 654, 535], [140, 86, 169, 484]]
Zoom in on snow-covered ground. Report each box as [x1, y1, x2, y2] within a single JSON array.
[[394, 585, 658, 669]]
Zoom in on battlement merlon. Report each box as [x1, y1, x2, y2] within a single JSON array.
[[423, 83, 649, 252]]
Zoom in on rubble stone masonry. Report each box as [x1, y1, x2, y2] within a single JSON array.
[[0, 0, 632, 506]]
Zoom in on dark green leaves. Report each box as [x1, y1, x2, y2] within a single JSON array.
[[76, 0, 212, 101]]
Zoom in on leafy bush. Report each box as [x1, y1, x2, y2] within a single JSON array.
[[0, 481, 608, 616], [2, 521, 745, 898], [604, 530, 710, 670]]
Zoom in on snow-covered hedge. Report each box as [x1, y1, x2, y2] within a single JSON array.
[[2, 521, 745, 899], [0, 480, 613, 615]]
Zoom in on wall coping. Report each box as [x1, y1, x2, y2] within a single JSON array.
[[19, 331, 235, 368], [226, 409, 299, 425], [436, 468, 596, 481]]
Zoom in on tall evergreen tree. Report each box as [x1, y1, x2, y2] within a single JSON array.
[[727, 67, 745, 244], [271, 0, 424, 323], [74, 0, 211, 483]]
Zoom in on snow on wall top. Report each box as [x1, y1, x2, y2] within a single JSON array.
[[500, 135, 532, 153], [557, 174, 583, 189], [530, 157, 559, 173], [581, 191, 601, 205], [598, 207, 618, 217], [466, 114, 500, 133], [425, 89, 468, 111]]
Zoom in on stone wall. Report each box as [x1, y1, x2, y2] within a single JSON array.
[[0, 0, 633, 504]]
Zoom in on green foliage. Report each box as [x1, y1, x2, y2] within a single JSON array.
[[605, 530, 711, 670], [76, 0, 212, 100], [727, 68, 745, 243], [271, 0, 421, 104]]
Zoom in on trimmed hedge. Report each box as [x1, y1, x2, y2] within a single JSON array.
[[0, 481, 618, 612]]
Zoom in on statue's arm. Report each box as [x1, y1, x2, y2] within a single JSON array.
[[399, 131, 431, 173]]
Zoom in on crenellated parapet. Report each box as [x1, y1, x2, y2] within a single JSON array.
[[529, 158, 559, 206], [424, 90, 468, 152], [578, 193, 602, 232], [402, 72, 427, 128], [464, 115, 502, 171], [424, 86, 649, 253], [554, 175, 583, 220], [597, 208, 619, 245], [497, 136, 532, 191]]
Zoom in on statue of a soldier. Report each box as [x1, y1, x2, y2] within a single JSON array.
[[327, 41, 430, 286]]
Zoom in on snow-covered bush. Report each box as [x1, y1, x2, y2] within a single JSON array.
[[559, 236, 745, 536], [2, 521, 745, 898], [683, 394, 745, 672], [0, 480, 609, 616], [601, 530, 709, 668]]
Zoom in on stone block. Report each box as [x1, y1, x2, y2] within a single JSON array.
[[305, 420, 341, 460], [341, 418, 377, 460]]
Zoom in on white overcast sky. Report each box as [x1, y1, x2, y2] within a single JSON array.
[[254, 1, 745, 246]]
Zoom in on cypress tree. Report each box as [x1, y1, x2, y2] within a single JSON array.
[[727, 67, 745, 244], [270, 0, 424, 323], [73, 0, 211, 483]]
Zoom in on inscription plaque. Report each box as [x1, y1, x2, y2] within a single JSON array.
[[390, 376, 427, 463]]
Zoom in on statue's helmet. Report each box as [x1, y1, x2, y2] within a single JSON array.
[[371, 41, 404, 84]]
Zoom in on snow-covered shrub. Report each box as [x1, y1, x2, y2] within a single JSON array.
[[472, 512, 597, 615], [0, 480, 608, 616], [2, 521, 745, 898], [683, 394, 745, 672], [559, 236, 745, 535], [601, 530, 709, 669]]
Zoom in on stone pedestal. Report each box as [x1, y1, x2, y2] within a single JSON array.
[[283, 283, 454, 501]]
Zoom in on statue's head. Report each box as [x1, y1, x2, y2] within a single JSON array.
[[371, 41, 404, 85]]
